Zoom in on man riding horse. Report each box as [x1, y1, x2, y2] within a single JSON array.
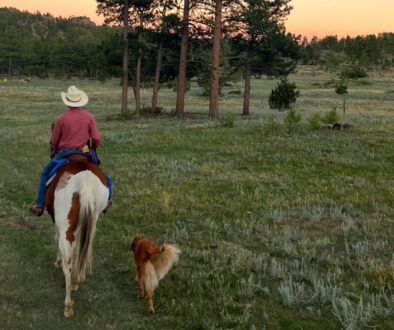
[[29, 85, 111, 216]]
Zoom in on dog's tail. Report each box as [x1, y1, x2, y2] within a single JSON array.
[[143, 244, 180, 293], [152, 244, 181, 281], [143, 261, 159, 293]]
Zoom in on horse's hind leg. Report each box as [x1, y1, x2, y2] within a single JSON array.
[[54, 231, 62, 268], [60, 240, 74, 318], [71, 272, 79, 292]]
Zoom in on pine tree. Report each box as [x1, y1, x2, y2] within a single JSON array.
[[230, 0, 298, 115], [97, 0, 131, 114]]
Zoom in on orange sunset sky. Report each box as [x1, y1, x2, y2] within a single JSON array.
[[0, 0, 393, 39]]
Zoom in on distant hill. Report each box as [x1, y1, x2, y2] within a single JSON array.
[[0, 7, 99, 40], [0, 7, 115, 77], [300, 33, 394, 70]]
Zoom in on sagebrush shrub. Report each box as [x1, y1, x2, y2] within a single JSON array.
[[278, 277, 308, 307]]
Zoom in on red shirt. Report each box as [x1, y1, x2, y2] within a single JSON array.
[[51, 107, 102, 150]]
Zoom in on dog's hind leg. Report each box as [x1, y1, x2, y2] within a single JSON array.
[[146, 289, 154, 313], [143, 262, 157, 313], [137, 267, 144, 298]]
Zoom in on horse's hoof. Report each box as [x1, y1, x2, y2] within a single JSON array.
[[148, 307, 155, 314], [71, 283, 78, 291], [64, 306, 74, 318], [55, 260, 62, 268], [64, 300, 74, 318]]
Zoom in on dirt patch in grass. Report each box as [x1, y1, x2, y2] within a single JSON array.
[[6, 217, 45, 231], [281, 217, 342, 238]]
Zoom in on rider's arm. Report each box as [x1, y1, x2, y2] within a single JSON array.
[[51, 119, 62, 151], [90, 117, 102, 151]]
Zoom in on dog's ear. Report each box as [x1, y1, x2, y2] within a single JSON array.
[[130, 236, 143, 251], [130, 237, 137, 251]]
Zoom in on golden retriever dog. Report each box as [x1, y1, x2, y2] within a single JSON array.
[[130, 236, 180, 313]]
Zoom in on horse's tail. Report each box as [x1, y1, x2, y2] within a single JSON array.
[[74, 171, 98, 281]]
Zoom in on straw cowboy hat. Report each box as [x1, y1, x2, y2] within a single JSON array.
[[61, 86, 88, 107]]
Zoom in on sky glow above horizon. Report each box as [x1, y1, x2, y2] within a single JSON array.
[[1, 0, 393, 39]]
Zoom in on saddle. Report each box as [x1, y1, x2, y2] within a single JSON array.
[[45, 152, 97, 187], [64, 153, 90, 163]]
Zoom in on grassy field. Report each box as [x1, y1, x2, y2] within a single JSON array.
[[0, 67, 393, 329]]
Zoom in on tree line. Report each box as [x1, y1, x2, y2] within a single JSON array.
[[1, 5, 393, 118], [300, 33, 394, 70]]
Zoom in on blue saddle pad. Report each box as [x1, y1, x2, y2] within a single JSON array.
[[48, 159, 70, 178]]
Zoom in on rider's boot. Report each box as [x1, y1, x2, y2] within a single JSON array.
[[28, 202, 44, 216], [103, 199, 112, 214]]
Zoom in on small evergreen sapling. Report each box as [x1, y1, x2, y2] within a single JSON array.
[[284, 109, 301, 133], [335, 81, 348, 124], [269, 80, 300, 111], [308, 113, 321, 130], [222, 113, 236, 127], [322, 108, 340, 124]]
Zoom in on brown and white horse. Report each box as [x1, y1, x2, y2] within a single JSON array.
[[45, 156, 109, 317]]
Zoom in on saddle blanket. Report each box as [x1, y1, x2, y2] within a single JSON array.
[[45, 159, 112, 199]]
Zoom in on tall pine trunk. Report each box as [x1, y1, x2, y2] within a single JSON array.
[[121, 0, 129, 114], [175, 0, 190, 118], [208, 0, 222, 118], [341, 96, 346, 127], [135, 12, 143, 116], [242, 60, 251, 116], [151, 40, 163, 114], [42, 63, 49, 79], [151, 2, 169, 114]]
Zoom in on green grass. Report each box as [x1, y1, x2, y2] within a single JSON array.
[[0, 67, 393, 329]]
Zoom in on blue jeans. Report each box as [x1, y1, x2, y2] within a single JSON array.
[[36, 147, 82, 207]]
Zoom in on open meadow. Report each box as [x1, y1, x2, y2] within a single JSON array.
[[0, 67, 393, 329]]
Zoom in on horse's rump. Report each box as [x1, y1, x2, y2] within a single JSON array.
[[45, 161, 108, 222]]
